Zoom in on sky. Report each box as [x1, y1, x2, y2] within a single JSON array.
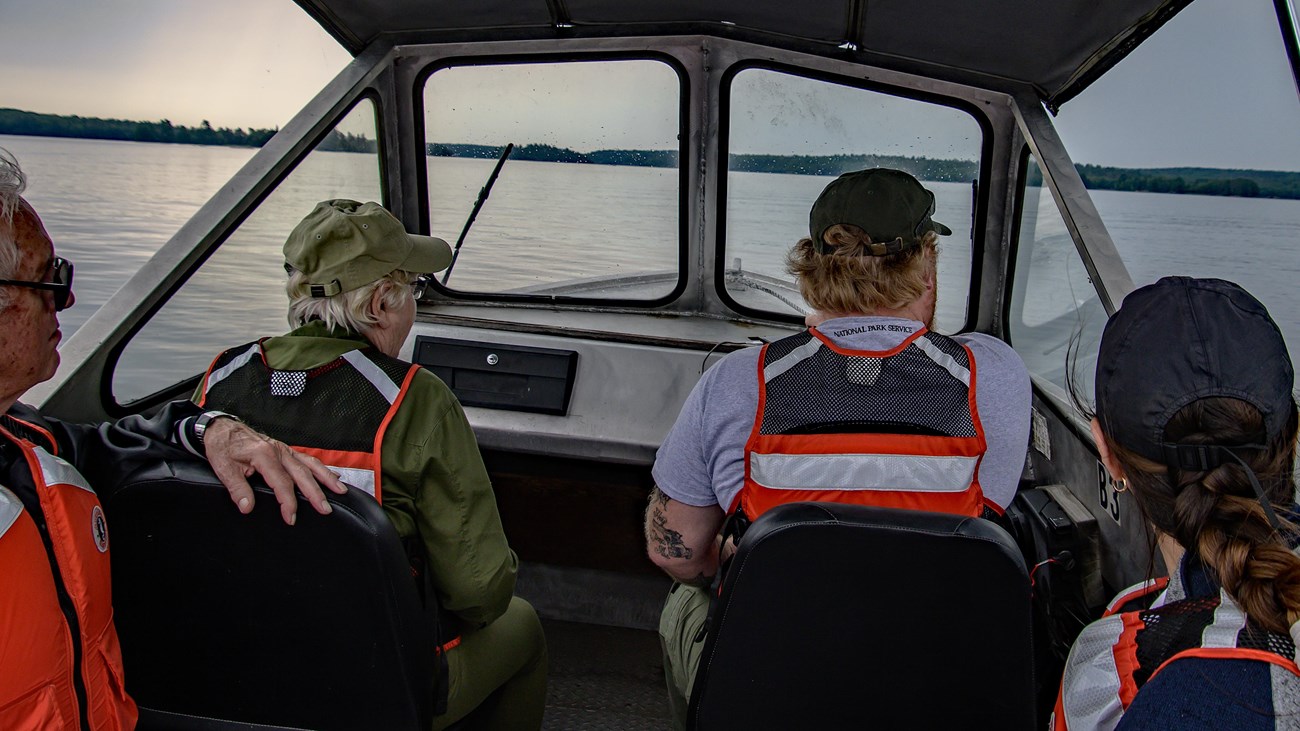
[[0, 0, 1298, 170]]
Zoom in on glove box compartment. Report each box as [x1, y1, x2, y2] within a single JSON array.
[[413, 336, 578, 415]]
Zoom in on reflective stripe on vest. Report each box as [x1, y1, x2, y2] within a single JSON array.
[[199, 342, 415, 502], [307, 351, 402, 499], [0, 485, 21, 538], [204, 343, 262, 393], [739, 328, 987, 519], [0, 421, 137, 731], [290, 447, 379, 498], [341, 350, 401, 404], [1054, 582, 1300, 730], [748, 452, 979, 493]]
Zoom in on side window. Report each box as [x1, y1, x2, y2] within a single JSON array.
[[722, 67, 982, 334], [1049, 0, 1300, 387], [1008, 155, 1107, 404], [422, 59, 682, 300], [111, 100, 383, 403]]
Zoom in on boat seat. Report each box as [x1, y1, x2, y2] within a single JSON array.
[[687, 501, 1037, 730], [105, 458, 436, 731]]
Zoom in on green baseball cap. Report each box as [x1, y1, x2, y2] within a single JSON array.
[[283, 199, 452, 297], [808, 168, 952, 256]]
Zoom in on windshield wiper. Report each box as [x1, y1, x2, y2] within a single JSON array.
[[441, 142, 514, 285]]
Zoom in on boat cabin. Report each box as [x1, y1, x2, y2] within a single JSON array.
[[28, 0, 1300, 728]]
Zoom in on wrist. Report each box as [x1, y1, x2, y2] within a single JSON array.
[[193, 411, 241, 454]]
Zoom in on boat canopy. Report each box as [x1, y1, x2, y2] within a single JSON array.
[[293, 0, 1192, 110]]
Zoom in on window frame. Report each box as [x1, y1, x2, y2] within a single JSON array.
[[714, 60, 994, 333], [104, 92, 389, 413], [412, 51, 691, 308]]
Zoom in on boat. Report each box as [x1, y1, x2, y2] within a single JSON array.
[[26, 0, 1300, 728]]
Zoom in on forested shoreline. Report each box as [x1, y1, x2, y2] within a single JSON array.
[[5, 108, 1298, 200]]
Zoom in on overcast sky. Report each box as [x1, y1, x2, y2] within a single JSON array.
[[1, 0, 1297, 170]]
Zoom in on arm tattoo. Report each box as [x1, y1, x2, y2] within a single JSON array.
[[647, 487, 694, 561]]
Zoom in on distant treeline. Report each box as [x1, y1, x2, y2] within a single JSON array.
[[728, 153, 979, 182], [0, 108, 277, 147], [427, 143, 979, 181], [5, 109, 1299, 200], [428, 142, 677, 168], [1027, 163, 1300, 200], [0, 107, 373, 153]]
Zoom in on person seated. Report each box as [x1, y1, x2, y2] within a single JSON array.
[[1054, 277, 1300, 730], [193, 199, 546, 730], [645, 168, 1032, 727], [0, 147, 344, 731]]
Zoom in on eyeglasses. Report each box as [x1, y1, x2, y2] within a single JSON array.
[[0, 257, 75, 311], [411, 274, 432, 301]]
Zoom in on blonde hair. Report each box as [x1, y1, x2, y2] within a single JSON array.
[[786, 224, 937, 314], [286, 269, 413, 336]]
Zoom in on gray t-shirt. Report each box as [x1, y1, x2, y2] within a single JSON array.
[[652, 316, 1032, 511]]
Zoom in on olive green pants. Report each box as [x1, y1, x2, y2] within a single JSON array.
[[433, 596, 549, 731], [658, 582, 711, 731]]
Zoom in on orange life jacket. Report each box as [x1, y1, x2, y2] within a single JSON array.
[[0, 414, 137, 731], [197, 341, 419, 502], [734, 326, 989, 520]]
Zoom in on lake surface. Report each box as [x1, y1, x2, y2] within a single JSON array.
[[5, 133, 1300, 401]]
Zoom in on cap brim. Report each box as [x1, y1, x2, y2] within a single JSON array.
[[931, 220, 953, 236], [401, 234, 453, 274]]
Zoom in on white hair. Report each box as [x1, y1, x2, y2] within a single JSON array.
[[0, 148, 29, 299], [286, 268, 413, 337]]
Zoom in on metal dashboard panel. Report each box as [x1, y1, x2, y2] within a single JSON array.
[[414, 336, 578, 416], [400, 314, 793, 466]]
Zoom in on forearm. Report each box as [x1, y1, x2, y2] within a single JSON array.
[[45, 400, 205, 496], [645, 486, 724, 586]]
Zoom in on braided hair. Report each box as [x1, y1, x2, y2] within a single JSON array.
[[1102, 397, 1300, 634]]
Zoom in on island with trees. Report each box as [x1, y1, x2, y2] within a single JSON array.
[[4, 108, 1298, 200]]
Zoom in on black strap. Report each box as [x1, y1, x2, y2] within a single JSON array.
[[1162, 442, 1283, 532]]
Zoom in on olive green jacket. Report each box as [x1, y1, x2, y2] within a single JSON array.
[[196, 321, 517, 627]]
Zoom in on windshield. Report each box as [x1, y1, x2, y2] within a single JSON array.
[[720, 66, 984, 334], [421, 59, 683, 302]]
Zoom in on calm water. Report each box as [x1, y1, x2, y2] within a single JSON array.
[[5, 134, 1300, 400]]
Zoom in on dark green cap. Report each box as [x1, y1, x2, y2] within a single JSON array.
[[808, 168, 952, 256], [283, 200, 452, 297]]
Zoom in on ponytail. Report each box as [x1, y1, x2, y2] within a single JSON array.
[[1107, 397, 1300, 634]]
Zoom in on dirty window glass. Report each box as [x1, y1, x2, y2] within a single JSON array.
[[112, 100, 383, 403], [722, 67, 981, 334], [1008, 156, 1107, 405], [422, 60, 680, 300]]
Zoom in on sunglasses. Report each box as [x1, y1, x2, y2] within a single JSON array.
[[411, 274, 432, 301], [0, 256, 75, 311]]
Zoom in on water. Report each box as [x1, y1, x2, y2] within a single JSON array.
[[5, 134, 1300, 399]]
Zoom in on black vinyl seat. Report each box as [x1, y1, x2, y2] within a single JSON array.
[[104, 459, 435, 731], [687, 501, 1036, 730]]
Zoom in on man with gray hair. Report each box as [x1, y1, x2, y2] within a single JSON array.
[[194, 199, 547, 730], [0, 149, 346, 729]]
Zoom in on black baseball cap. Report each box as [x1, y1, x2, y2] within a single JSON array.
[[808, 168, 952, 256], [1095, 276, 1296, 470]]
